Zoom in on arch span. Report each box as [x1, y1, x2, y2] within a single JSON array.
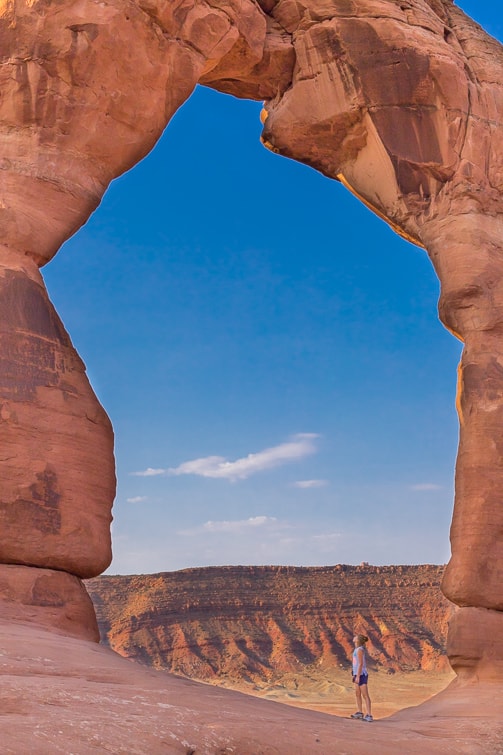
[[0, 0, 502, 681]]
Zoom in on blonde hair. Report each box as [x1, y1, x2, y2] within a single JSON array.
[[355, 634, 369, 646]]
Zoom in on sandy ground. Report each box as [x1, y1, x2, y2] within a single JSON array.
[[0, 619, 502, 754], [217, 668, 456, 718]]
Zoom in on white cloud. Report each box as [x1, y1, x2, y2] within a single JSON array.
[[131, 467, 166, 477], [132, 433, 320, 482], [311, 532, 342, 542], [293, 479, 328, 489], [126, 496, 148, 503], [203, 516, 277, 533], [179, 515, 278, 536], [409, 483, 443, 491]]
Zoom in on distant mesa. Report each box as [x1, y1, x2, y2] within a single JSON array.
[[86, 564, 453, 684]]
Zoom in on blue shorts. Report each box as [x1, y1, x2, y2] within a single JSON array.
[[352, 673, 369, 686]]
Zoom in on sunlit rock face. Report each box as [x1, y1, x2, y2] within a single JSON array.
[[243, 0, 503, 678], [0, 0, 202, 265], [448, 606, 503, 680], [0, 0, 278, 621], [0, 251, 114, 578], [0, 0, 502, 681], [0, 563, 99, 641], [259, 0, 503, 242], [86, 565, 453, 681]]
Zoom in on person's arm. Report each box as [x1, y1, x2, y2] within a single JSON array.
[[354, 647, 363, 681]]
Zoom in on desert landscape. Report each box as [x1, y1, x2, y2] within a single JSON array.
[[246, 667, 454, 719], [86, 564, 456, 719], [1, 0, 503, 751], [0, 616, 486, 755], [0, 582, 497, 754]]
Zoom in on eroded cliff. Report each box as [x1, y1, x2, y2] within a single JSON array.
[[86, 564, 453, 685]]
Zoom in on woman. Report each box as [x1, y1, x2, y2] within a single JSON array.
[[350, 634, 373, 722]]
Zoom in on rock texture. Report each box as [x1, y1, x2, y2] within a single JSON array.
[[253, 4, 503, 657], [447, 605, 503, 682], [254, 0, 503, 678], [0, 0, 502, 690], [86, 564, 453, 684], [0, 618, 501, 754], [0, 0, 279, 266], [0, 564, 99, 641], [0, 254, 114, 579]]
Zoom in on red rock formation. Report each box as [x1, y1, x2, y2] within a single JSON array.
[[0, 250, 112, 629], [0, 254, 114, 579], [86, 565, 453, 684], [1, 618, 501, 754], [0, 0, 274, 598], [0, 564, 99, 641], [0, 0, 274, 266], [0, 0, 502, 685], [244, 0, 503, 678]]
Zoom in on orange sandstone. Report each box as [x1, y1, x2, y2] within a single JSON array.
[[0, 0, 501, 699]]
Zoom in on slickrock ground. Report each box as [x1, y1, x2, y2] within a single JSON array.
[[0, 618, 501, 754], [86, 564, 453, 686], [247, 666, 454, 719]]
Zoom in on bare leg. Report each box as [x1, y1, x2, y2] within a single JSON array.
[[354, 683, 363, 713], [360, 684, 372, 717]]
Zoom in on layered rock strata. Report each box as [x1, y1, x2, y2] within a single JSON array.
[[86, 564, 453, 683], [1, 618, 501, 755], [0, 0, 502, 680]]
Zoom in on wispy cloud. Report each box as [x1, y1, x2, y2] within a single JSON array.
[[311, 532, 342, 542], [126, 496, 148, 503], [133, 468, 165, 477], [132, 433, 320, 482], [409, 483, 443, 491], [203, 516, 277, 533], [180, 515, 279, 536], [293, 479, 328, 489]]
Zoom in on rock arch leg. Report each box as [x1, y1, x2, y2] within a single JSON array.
[[423, 213, 503, 678], [0, 247, 116, 579], [0, 0, 269, 639], [0, 247, 115, 638], [1, 0, 502, 675]]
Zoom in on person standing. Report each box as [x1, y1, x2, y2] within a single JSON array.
[[350, 634, 373, 722]]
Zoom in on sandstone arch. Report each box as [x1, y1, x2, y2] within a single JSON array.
[[0, 0, 502, 685]]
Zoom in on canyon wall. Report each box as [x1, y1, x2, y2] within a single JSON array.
[[0, 0, 502, 680], [86, 564, 453, 684]]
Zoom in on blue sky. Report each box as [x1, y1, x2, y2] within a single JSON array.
[[43, 1, 501, 575]]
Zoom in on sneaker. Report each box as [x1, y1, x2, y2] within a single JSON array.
[[363, 714, 373, 722], [350, 712, 364, 719]]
